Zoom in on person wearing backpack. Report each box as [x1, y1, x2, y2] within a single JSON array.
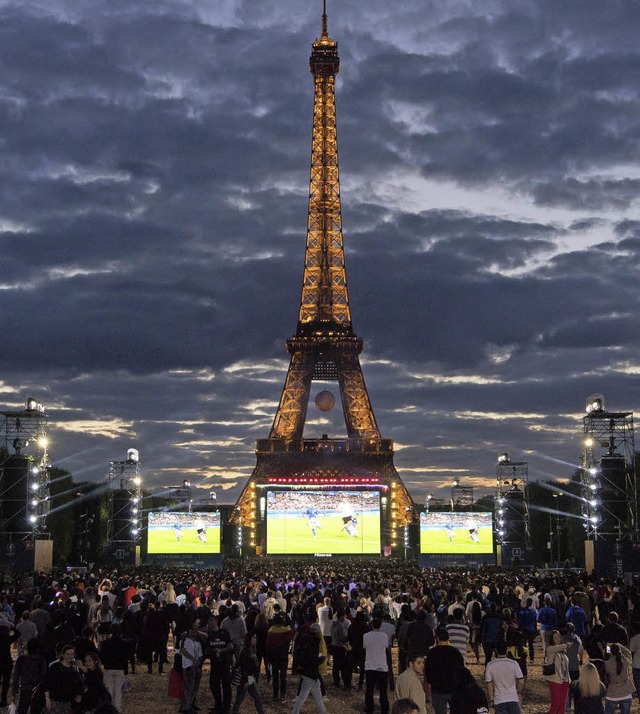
[[603, 643, 634, 714], [468, 598, 484, 664], [292, 624, 327, 714], [543, 630, 570, 714]]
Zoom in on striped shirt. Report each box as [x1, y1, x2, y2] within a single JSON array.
[[446, 622, 470, 662]]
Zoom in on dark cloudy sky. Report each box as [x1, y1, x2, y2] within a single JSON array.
[[2, 0, 639, 506]]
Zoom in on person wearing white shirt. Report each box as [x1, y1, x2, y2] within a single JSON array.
[[181, 624, 203, 714], [363, 618, 390, 714]]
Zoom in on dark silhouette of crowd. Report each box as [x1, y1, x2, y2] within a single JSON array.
[[0, 559, 639, 714]]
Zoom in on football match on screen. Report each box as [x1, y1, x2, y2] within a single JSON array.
[[266, 489, 381, 555], [420, 511, 494, 554]]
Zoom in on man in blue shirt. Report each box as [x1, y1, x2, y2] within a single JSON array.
[[536, 594, 557, 655], [565, 597, 588, 638], [517, 598, 538, 662]]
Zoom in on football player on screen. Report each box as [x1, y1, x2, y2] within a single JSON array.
[[467, 519, 479, 543], [174, 524, 182, 543], [340, 513, 359, 537], [445, 523, 455, 543], [306, 507, 322, 538]]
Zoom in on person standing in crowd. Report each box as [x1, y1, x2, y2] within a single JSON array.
[[99, 624, 128, 713], [563, 623, 583, 712], [0, 618, 18, 707], [603, 643, 634, 714], [451, 667, 489, 714], [425, 627, 465, 714], [11, 638, 47, 714], [317, 597, 333, 662], [629, 623, 640, 701], [292, 624, 327, 714], [480, 603, 504, 665], [15, 610, 37, 656], [538, 595, 558, 656], [43, 644, 84, 714], [566, 598, 589, 639], [363, 618, 390, 714], [232, 632, 265, 714], [394, 653, 426, 714], [222, 605, 248, 665], [485, 640, 524, 714], [207, 615, 234, 714], [181, 622, 204, 714], [603, 612, 629, 647], [518, 598, 538, 663], [331, 608, 352, 691], [543, 630, 570, 714], [265, 612, 293, 702], [77, 652, 110, 713], [570, 663, 605, 714], [447, 608, 470, 664]]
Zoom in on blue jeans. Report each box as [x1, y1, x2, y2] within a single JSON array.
[[232, 681, 264, 714], [633, 668, 640, 697], [292, 676, 327, 714], [495, 701, 521, 714], [431, 692, 453, 714], [605, 699, 631, 714]]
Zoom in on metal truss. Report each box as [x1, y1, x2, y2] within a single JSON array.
[[580, 394, 636, 540], [0, 398, 50, 540], [494, 453, 530, 548]]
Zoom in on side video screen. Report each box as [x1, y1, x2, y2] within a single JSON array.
[[147, 511, 221, 554], [266, 490, 380, 555], [420, 511, 493, 554]]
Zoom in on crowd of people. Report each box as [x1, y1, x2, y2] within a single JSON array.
[[0, 559, 639, 714]]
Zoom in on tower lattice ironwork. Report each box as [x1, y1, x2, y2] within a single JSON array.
[[233, 6, 415, 553]]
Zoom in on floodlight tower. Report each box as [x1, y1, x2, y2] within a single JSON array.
[[0, 397, 50, 540], [106, 449, 142, 558], [580, 394, 636, 540], [450, 479, 474, 510], [495, 452, 530, 552]]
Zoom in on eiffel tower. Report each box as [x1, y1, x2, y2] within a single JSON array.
[[233, 4, 415, 555]]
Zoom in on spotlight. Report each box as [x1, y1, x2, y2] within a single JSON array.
[[498, 453, 509, 463], [28, 515, 37, 524], [38, 437, 47, 449], [30, 499, 37, 508], [133, 477, 141, 486], [590, 515, 600, 524], [589, 499, 598, 508], [30, 482, 39, 492], [31, 466, 39, 476], [589, 483, 598, 492], [589, 467, 599, 476]]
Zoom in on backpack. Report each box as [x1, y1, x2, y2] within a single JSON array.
[[471, 601, 483, 626], [292, 629, 317, 674]]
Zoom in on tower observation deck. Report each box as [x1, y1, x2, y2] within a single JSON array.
[[232, 5, 415, 556]]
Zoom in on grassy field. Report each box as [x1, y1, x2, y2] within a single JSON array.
[[267, 512, 380, 554], [420, 525, 493, 554], [147, 526, 221, 554]]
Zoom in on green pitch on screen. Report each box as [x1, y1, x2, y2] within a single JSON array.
[[267, 512, 380, 554], [147, 527, 221, 554], [420, 526, 493, 554]]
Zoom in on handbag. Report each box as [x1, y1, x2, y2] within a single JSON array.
[[121, 676, 132, 693], [231, 665, 243, 687], [542, 655, 556, 676]]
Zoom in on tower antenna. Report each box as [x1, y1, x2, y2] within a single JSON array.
[[322, 0, 328, 37]]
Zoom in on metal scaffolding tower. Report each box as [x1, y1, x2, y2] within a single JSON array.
[[580, 394, 636, 540], [106, 449, 142, 560], [495, 452, 530, 551], [0, 398, 50, 539]]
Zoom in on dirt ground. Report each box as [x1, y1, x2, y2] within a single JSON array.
[[123, 648, 555, 714]]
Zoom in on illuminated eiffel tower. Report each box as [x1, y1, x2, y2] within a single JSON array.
[[233, 4, 415, 555]]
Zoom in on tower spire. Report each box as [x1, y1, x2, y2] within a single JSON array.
[[322, 0, 328, 37]]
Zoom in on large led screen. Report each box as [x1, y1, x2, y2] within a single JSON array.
[[147, 511, 221, 554], [420, 511, 493, 554], [266, 490, 380, 555]]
